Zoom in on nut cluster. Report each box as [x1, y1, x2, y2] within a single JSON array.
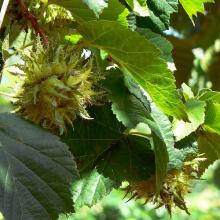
[[124, 155, 206, 215], [14, 40, 103, 134]]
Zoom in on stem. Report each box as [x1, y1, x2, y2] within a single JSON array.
[[0, 91, 15, 97], [16, 0, 49, 46], [0, 0, 10, 29]]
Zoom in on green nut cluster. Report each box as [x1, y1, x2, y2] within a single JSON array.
[[124, 155, 205, 215], [15, 40, 103, 134]]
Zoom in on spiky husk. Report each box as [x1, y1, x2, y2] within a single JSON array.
[[14, 40, 103, 134], [124, 155, 206, 215]]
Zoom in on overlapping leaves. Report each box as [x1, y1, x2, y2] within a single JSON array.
[[61, 104, 156, 205], [49, 0, 129, 25], [172, 87, 220, 172], [62, 106, 155, 184], [76, 20, 187, 120], [102, 69, 191, 191]]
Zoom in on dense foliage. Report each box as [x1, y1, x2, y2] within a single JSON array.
[[0, 0, 220, 219]]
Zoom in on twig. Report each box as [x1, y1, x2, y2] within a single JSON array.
[[16, 0, 49, 46], [0, 0, 10, 29], [0, 91, 15, 97]]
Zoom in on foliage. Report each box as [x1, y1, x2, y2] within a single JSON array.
[[179, 0, 214, 23], [0, 0, 219, 219], [0, 113, 79, 219], [59, 164, 220, 220]]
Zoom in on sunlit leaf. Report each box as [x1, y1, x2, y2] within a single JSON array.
[[179, 0, 214, 23], [72, 169, 114, 210], [77, 20, 187, 119], [204, 102, 220, 135], [173, 100, 206, 141]]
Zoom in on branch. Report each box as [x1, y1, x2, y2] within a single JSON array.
[[16, 0, 49, 46], [0, 0, 10, 29]]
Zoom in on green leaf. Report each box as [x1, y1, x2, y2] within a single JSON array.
[[114, 72, 189, 176], [131, 0, 147, 6], [104, 71, 173, 186], [72, 169, 114, 210], [0, 113, 79, 220], [95, 135, 155, 183], [124, 74, 186, 170], [62, 106, 155, 183], [1, 35, 10, 61], [139, 0, 178, 32], [3, 26, 32, 51], [62, 106, 124, 172], [49, 0, 97, 21], [100, 0, 129, 27], [148, 99, 174, 148], [103, 69, 151, 129], [213, 163, 220, 190], [137, 28, 173, 62], [197, 89, 220, 103], [50, 0, 128, 25], [105, 70, 186, 181], [104, 72, 166, 186], [173, 100, 206, 141], [77, 20, 187, 120], [126, 122, 151, 138], [175, 136, 199, 159], [82, 0, 107, 17], [198, 131, 220, 170], [121, 74, 191, 182], [125, 0, 150, 17], [204, 102, 220, 135], [152, 133, 168, 194], [148, 101, 185, 170], [181, 83, 194, 101], [65, 34, 83, 44], [179, 0, 214, 23]]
